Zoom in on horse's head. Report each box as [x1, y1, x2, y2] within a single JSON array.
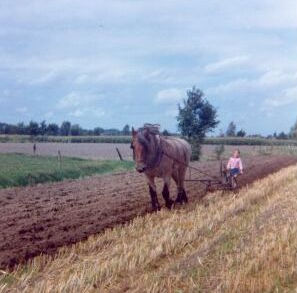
[[131, 127, 147, 173], [131, 127, 154, 173]]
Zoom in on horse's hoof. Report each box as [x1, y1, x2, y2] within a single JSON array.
[[165, 199, 174, 209], [152, 206, 161, 212], [175, 198, 183, 204]]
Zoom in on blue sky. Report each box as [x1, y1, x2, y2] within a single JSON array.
[[0, 0, 296, 134]]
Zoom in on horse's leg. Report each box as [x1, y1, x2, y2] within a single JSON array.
[[179, 167, 188, 203], [146, 175, 160, 211], [162, 177, 174, 209], [172, 170, 183, 204], [173, 167, 188, 204]]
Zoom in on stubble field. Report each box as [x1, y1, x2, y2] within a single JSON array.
[[0, 155, 296, 271]]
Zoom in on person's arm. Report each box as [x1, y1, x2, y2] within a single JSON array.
[[227, 158, 232, 170], [239, 158, 243, 174]]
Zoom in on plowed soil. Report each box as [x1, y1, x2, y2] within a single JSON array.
[[1, 155, 296, 269]]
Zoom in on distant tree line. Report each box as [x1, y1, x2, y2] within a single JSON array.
[[0, 121, 134, 136], [222, 121, 297, 140]]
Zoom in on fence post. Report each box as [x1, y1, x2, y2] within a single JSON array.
[[116, 147, 124, 161]]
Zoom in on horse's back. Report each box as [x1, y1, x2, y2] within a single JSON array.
[[163, 136, 191, 164]]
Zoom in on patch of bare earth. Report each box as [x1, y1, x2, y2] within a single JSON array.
[[0, 155, 296, 270]]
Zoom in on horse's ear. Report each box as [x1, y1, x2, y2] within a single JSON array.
[[132, 127, 136, 137]]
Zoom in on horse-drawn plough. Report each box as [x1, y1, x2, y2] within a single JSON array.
[[163, 152, 239, 192]]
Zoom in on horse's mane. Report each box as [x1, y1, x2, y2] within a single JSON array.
[[137, 124, 162, 169]]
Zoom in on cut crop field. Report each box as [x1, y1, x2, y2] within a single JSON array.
[[1, 142, 294, 161], [0, 155, 296, 271]]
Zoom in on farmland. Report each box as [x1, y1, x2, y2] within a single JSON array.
[[1, 134, 297, 146], [1, 142, 297, 161], [1, 141, 297, 292], [0, 153, 133, 189], [0, 155, 296, 270], [1, 156, 297, 292]]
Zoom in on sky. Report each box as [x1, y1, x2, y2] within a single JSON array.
[[0, 0, 296, 135]]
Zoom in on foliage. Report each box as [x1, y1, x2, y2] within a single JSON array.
[[39, 120, 47, 136], [93, 127, 105, 136], [162, 129, 170, 136], [47, 123, 59, 136], [122, 124, 130, 135], [226, 121, 236, 137], [70, 124, 82, 136], [237, 129, 246, 137], [177, 86, 219, 160], [28, 121, 40, 136], [276, 131, 288, 140], [0, 121, 133, 137], [290, 119, 297, 139], [60, 121, 71, 136], [0, 154, 134, 189]]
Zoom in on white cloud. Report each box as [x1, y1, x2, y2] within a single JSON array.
[[258, 70, 297, 87], [57, 91, 101, 109], [1, 1, 297, 134], [164, 108, 178, 117], [16, 107, 28, 113], [69, 109, 84, 118], [207, 70, 297, 95], [205, 56, 249, 74], [265, 86, 297, 107], [45, 111, 54, 119], [155, 88, 183, 104], [69, 107, 105, 118], [57, 91, 105, 119]]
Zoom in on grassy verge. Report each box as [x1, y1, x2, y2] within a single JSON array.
[[0, 153, 134, 189], [1, 164, 297, 292]]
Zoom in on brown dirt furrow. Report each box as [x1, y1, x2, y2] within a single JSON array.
[[0, 155, 296, 269]]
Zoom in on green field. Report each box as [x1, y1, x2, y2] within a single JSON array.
[[1, 134, 297, 146], [0, 153, 134, 189]]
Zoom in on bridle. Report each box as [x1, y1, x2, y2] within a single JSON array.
[[131, 132, 164, 171]]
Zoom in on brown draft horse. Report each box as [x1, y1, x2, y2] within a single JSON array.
[[131, 125, 192, 211]]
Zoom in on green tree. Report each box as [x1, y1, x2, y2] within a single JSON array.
[[94, 127, 104, 136], [277, 131, 288, 140], [226, 121, 236, 137], [290, 119, 297, 139], [28, 121, 40, 136], [39, 120, 47, 136], [46, 123, 59, 136], [237, 129, 246, 137], [122, 124, 130, 135], [60, 121, 71, 136], [162, 129, 170, 136], [16, 122, 26, 135], [177, 86, 219, 160], [70, 124, 82, 136]]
